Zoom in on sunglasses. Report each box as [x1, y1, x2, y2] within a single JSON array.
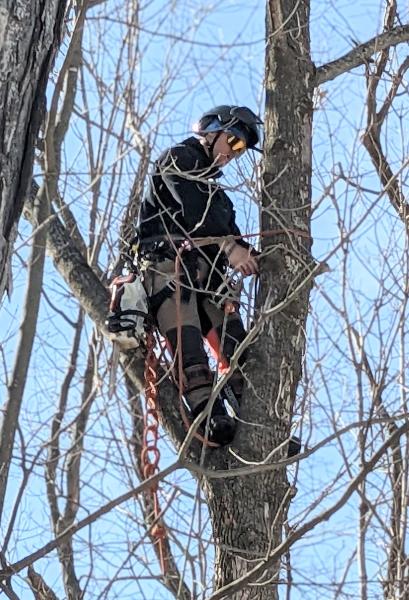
[[226, 134, 247, 155]]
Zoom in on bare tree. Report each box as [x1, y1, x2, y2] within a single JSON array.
[[1, 1, 409, 599]]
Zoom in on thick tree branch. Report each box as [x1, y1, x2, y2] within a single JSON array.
[[24, 192, 108, 330], [316, 24, 409, 85], [24, 183, 191, 454]]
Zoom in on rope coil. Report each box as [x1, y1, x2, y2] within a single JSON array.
[[142, 331, 168, 575]]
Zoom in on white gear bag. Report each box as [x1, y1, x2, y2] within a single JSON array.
[[106, 273, 150, 349]]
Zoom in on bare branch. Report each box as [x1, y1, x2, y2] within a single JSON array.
[[55, 338, 97, 600], [45, 310, 85, 599], [204, 421, 409, 600], [360, 14, 409, 231], [27, 566, 58, 600], [24, 195, 108, 330], [377, 56, 409, 127], [316, 24, 409, 85], [0, 186, 48, 521], [0, 461, 181, 577], [351, 326, 408, 599]]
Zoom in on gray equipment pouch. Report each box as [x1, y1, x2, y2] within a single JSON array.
[[106, 273, 150, 348]]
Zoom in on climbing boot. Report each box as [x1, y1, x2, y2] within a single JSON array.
[[202, 373, 241, 446], [191, 385, 238, 446], [208, 381, 240, 445], [288, 435, 301, 457], [182, 369, 240, 446]]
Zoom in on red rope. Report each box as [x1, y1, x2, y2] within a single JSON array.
[[241, 227, 311, 241], [192, 227, 311, 249], [142, 331, 168, 576]]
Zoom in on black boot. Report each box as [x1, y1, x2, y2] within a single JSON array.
[[208, 382, 239, 446], [288, 435, 301, 457], [182, 365, 240, 446], [189, 382, 240, 446]]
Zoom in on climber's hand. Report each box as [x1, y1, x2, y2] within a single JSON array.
[[226, 242, 259, 277]]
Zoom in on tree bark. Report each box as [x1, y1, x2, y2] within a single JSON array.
[[0, 0, 68, 300], [27, 565, 58, 600], [202, 2, 314, 597]]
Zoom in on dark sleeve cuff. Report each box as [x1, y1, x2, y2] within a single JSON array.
[[235, 238, 260, 256], [235, 238, 251, 250]]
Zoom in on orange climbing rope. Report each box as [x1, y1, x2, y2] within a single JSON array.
[[141, 330, 168, 576]]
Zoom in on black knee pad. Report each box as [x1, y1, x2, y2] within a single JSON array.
[[228, 370, 244, 402], [166, 325, 208, 368], [182, 364, 213, 414], [215, 320, 247, 365]]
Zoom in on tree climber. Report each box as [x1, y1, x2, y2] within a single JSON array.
[[131, 105, 262, 447]]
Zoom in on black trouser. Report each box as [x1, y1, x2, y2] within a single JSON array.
[[143, 257, 246, 411]]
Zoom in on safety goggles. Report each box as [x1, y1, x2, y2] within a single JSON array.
[[226, 134, 247, 155]]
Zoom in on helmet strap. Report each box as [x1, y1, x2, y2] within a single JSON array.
[[208, 130, 222, 160]]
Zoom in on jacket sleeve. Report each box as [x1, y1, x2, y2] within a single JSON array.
[[228, 207, 251, 250], [228, 204, 260, 255], [156, 148, 233, 237]]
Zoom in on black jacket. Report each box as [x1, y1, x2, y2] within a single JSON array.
[[138, 137, 249, 256]]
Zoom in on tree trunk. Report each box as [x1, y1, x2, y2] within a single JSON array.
[[203, 2, 314, 597], [0, 0, 67, 300]]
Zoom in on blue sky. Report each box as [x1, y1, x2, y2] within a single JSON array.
[[2, 1, 409, 598]]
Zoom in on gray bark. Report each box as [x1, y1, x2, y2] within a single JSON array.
[[24, 184, 110, 330], [0, 0, 68, 300], [202, 1, 314, 597], [27, 565, 58, 600]]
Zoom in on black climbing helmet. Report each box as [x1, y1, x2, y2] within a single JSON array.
[[194, 105, 263, 151]]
